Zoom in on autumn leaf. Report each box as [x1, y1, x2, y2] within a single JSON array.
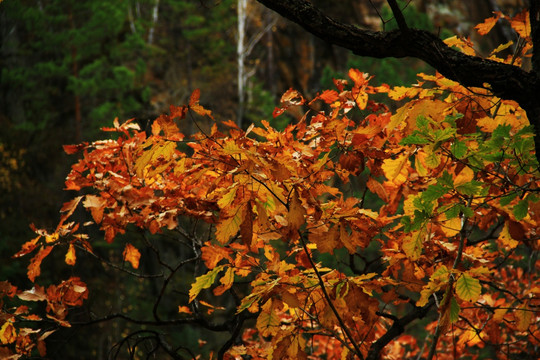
[[456, 272, 481, 302], [382, 152, 408, 184], [509, 10, 530, 38], [216, 207, 243, 244], [515, 306, 532, 331], [178, 306, 192, 314], [287, 188, 306, 230], [318, 90, 339, 104], [82, 195, 106, 224], [28, 246, 53, 282], [189, 265, 225, 302], [256, 299, 281, 337], [0, 321, 16, 345], [123, 243, 141, 269], [65, 244, 76, 266], [213, 266, 235, 296], [402, 229, 426, 260], [189, 89, 214, 119], [474, 12, 502, 35], [201, 242, 233, 269]]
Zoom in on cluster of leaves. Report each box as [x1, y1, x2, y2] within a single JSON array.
[[2, 9, 539, 360]]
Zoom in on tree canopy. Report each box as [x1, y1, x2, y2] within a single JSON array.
[[1, 1, 539, 359]]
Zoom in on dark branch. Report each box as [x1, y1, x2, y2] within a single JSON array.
[[531, 1, 540, 73], [256, 0, 540, 160], [386, 0, 408, 31], [366, 299, 435, 360]]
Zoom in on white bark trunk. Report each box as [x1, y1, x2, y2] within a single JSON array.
[[148, 0, 160, 45], [237, 0, 247, 127]]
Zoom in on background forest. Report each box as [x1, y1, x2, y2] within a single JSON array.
[[0, 0, 530, 358]]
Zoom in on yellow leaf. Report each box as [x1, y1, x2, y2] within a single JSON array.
[[216, 207, 243, 244], [490, 40, 514, 55], [65, 244, 76, 266], [456, 272, 481, 302], [498, 223, 519, 250], [217, 186, 237, 209], [454, 166, 474, 186], [382, 152, 408, 184], [287, 188, 306, 230], [0, 321, 16, 345], [189, 265, 225, 302], [123, 243, 141, 269], [516, 306, 532, 331], [444, 36, 476, 56], [403, 229, 426, 260], [256, 299, 281, 337], [214, 266, 235, 296], [134, 141, 176, 179], [287, 334, 307, 358], [439, 212, 462, 237]]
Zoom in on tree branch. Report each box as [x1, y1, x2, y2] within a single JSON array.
[[365, 299, 434, 360], [256, 0, 540, 160], [386, 0, 408, 31]]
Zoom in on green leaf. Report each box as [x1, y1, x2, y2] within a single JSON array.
[[492, 124, 511, 139], [513, 199, 528, 220], [451, 140, 467, 159], [456, 273, 481, 302], [189, 265, 225, 302], [400, 134, 430, 145], [437, 171, 454, 188], [422, 184, 448, 202], [433, 128, 456, 143], [499, 192, 518, 207], [455, 181, 483, 196], [449, 296, 460, 323]]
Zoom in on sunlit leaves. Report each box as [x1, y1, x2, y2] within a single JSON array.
[[7, 19, 540, 359], [456, 273, 481, 303]]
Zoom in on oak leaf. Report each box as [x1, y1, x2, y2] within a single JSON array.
[[456, 272, 481, 302], [123, 243, 141, 269]]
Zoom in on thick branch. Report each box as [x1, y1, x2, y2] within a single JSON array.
[[365, 299, 434, 360], [256, 0, 540, 159]]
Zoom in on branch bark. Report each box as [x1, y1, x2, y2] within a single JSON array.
[[256, 0, 540, 161]]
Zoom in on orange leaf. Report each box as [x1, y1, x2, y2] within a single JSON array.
[[63, 143, 86, 154], [189, 89, 213, 119], [510, 10, 530, 38], [65, 244, 76, 266], [83, 195, 106, 224], [287, 189, 306, 231], [28, 246, 53, 282], [123, 243, 141, 269], [318, 90, 339, 104], [178, 306, 192, 314], [474, 12, 502, 35], [201, 242, 233, 269]]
